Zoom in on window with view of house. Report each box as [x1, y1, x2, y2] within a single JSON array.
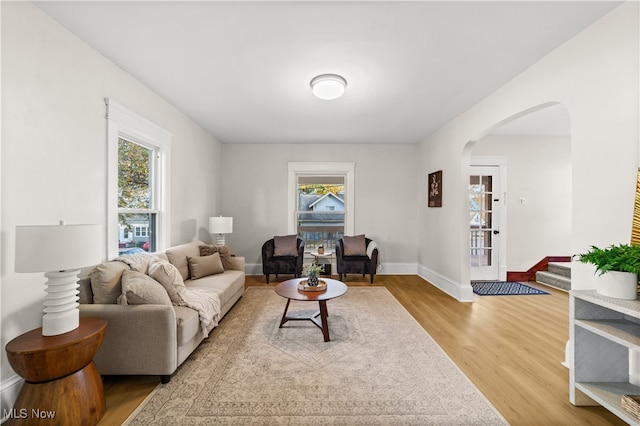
[[107, 99, 172, 259], [297, 177, 345, 250], [288, 162, 355, 252]]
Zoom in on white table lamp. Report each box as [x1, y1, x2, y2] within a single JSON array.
[[209, 216, 233, 246], [15, 221, 101, 336]]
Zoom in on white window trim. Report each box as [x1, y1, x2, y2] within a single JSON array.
[[287, 162, 355, 235], [106, 99, 172, 259]]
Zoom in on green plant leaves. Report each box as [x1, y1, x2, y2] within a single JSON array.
[[576, 244, 640, 276]]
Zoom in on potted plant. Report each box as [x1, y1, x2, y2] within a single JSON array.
[[575, 243, 640, 299], [303, 262, 324, 287]]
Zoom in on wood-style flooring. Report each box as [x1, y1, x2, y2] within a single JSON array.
[[99, 274, 625, 425]]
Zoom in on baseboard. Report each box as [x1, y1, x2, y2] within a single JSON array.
[[417, 264, 474, 302], [245, 262, 418, 277], [1, 375, 23, 422]]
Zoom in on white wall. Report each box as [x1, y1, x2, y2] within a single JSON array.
[[472, 135, 572, 271], [1, 2, 222, 405], [221, 143, 418, 274], [418, 3, 639, 301]]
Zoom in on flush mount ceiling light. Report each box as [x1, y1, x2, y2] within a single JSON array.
[[310, 74, 347, 100]]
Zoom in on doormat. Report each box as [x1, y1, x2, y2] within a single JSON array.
[[471, 281, 549, 296]]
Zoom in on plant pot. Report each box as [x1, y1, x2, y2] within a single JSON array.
[[596, 271, 638, 300]]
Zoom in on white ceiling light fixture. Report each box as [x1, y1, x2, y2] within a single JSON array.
[[310, 74, 347, 100]]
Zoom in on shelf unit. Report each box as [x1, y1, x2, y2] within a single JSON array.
[[570, 290, 640, 425]]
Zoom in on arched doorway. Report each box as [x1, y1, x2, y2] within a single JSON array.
[[466, 103, 572, 283]]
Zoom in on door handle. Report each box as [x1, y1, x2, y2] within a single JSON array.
[[493, 230, 500, 235]]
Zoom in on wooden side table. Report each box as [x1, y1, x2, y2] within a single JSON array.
[[5, 318, 107, 425]]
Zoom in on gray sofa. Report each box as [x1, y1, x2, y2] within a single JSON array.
[[78, 240, 245, 383]]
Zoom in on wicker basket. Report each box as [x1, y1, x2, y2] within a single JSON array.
[[622, 395, 640, 420]]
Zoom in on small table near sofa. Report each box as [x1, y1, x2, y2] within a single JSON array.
[[274, 278, 347, 342], [5, 318, 107, 425]]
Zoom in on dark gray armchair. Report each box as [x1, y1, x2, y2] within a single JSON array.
[[261, 237, 305, 284], [336, 236, 379, 283]]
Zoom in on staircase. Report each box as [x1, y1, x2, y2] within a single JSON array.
[[535, 262, 571, 291]]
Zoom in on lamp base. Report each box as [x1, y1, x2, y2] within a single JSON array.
[[42, 270, 80, 336], [215, 234, 226, 246]]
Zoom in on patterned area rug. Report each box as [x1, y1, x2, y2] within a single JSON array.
[[472, 281, 549, 296], [124, 287, 507, 425]]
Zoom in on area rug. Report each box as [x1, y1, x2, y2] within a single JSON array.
[[124, 287, 507, 425], [471, 281, 549, 296]]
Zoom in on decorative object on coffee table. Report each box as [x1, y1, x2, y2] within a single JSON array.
[[303, 262, 323, 287]]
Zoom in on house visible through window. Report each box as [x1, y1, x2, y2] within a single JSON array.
[[296, 176, 347, 250], [288, 162, 355, 251]]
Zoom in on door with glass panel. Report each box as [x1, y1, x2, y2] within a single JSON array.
[[469, 166, 500, 280]]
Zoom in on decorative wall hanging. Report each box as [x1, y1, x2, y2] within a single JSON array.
[[428, 170, 442, 207]]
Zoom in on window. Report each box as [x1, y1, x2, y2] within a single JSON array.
[[107, 99, 172, 259], [288, 162, 355, 251]]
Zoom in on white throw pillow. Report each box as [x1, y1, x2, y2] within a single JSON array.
[[148, 259, 188, 306]]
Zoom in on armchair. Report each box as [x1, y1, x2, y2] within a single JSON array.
[[262, 236, 305, 284], [336, 236, 379, 283]]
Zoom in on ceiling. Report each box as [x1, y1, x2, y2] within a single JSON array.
[[35, 1, 619, 144]]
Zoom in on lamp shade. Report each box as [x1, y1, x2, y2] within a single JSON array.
[[15, 223, 101, 273], [209, 217, 233, 234]]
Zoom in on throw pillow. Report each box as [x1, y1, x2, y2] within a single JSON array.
[[90, 261, 130, 304], [188, 253, 225, 280], [273, 235, 298, 257], [117, 270, 172, 306], [343, 235, 367, 256], [148, 259, 188, 306], [199, 244, 233, 270]]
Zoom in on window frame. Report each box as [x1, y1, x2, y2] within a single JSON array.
[[287, 162, 355, 238], [106, 99, 172, 259]]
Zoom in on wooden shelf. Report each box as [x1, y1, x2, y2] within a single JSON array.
[[570, 290, 640, 425], [575, 319, 640, 349], [576, 382, 640, 425]]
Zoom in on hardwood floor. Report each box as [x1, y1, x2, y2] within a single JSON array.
[[99, 275, 625, 425]]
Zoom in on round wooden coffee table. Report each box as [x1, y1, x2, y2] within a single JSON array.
[[274, 278, 348, 342]]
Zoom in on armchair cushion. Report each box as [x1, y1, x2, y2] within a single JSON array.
[[273, 235, 298, 257], [343, 234, 367, 256]]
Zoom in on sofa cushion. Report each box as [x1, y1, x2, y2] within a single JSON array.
[[343, 235, 367, 256], [273, 235, 298, 257], [118, 270, 172, 306], [165, 240, 203, 280], [174, 306, 202, 346], [188, 253, 224, 280], [90, 261, 129, 304], [186, 270, 244, 308], [199, 244, 233, 270], [148, 259, 188, 306]]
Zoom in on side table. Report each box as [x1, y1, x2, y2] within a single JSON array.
[[5, 318, 107, 425], [310, 251, 333, 276]]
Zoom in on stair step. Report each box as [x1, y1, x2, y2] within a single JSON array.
[[548, 262, 571, 278], [536, 270, 571, 291]]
